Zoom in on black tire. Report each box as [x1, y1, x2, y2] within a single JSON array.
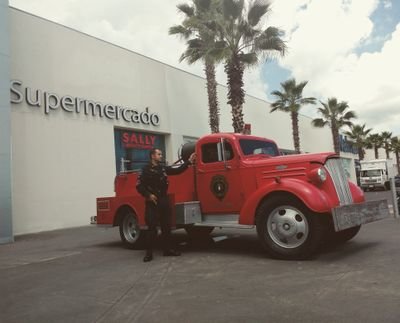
[[327, 225, 361, 245], [185, 226, 214, 239], [256, 195, 326, 260], [119, 210, 145, 249]]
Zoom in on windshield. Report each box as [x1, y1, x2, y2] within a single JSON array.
[[239, 139, 279, 157], [361, 170, 382, 177]]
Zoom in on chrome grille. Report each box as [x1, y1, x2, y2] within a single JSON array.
[[365, 179, 377, 183], [325, 158, 353, 205]]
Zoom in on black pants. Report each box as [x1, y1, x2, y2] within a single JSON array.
[[144, 196, 172, 253]]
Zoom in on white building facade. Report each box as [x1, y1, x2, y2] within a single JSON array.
[[1, 5, 359, 239], [0, 0, 13, 243]]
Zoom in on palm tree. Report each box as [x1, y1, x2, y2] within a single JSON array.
[[270, 78, 316, 153], [391, 137, 400, 174], [169, 0, 221, 133], [380, 131, 392, 159], [217, 0, 286, 133], [312, 98, 356, 153], [366, 133, 383, 159], [344, 124, 372, 160]]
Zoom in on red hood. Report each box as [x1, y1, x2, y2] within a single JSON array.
[[242, 152, 338, 167]]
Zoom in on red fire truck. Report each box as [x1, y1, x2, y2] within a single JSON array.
[[92, 133, 389, 259]]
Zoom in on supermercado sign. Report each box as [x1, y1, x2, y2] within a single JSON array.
[[10, 80, 160, 126]]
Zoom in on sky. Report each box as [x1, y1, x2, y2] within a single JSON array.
[[9, 0, 400, 135]]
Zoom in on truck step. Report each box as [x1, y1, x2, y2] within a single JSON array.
[[193, 221, 255, 229]]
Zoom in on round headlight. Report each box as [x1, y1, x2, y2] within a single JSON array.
[[317, 167, 327, 182]]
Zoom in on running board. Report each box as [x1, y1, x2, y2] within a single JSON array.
[[193, 221, 255, 229], [175, 203, 254, 229], [195, 214, 254, 229]]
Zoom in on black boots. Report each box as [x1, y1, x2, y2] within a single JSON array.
[[143, 251, 153, 262]]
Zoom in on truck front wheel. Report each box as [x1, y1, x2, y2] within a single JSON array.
[[119, 210, 145, 249], [256, 196, 325, 260]]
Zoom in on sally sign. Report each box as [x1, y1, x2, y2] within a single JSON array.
[[122, 132, 156, 149]]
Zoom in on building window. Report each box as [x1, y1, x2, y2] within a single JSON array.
[[114, 128, 165, 173]]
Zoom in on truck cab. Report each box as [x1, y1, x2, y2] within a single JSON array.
[[195, 134, 280, 216], [93, 133, 390, 260]]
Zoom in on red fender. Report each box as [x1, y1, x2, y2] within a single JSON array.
[[113, 197, 145, 226], [239, 178, 333, 225]]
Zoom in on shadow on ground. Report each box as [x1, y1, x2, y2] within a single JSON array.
[[95, 228, 380, 262]]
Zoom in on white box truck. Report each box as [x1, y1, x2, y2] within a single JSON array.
[[360, 159, 397, 191]]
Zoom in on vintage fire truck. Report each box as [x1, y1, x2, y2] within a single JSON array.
[[92, 133, 389, 259]]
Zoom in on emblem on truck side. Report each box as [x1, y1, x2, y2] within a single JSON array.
[[210, 175, 229, 200]]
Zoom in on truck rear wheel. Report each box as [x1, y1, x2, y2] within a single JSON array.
[[256, 196, 325, 260], [185, 226, 214, 239], [119, 210, 145, 249]]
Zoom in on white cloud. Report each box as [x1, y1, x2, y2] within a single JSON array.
[[268, 0, 400, 134], [276, 0, 378, 80], [383, 0, 392, 9]]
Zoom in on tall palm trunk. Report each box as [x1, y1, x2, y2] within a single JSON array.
[[385, 146, 390, 159], [291, 111, 300, 154], [225, 54, 245, 133], [374, 146, 379, 159], [204, 61, 219, 133], [331, 124, 340, 154], [358, 147, 365, 160], [396, 151, 400, 174]]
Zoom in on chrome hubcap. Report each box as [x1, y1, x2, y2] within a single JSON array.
[[123, 214, 140, 243], [267, 205, 309, 248]]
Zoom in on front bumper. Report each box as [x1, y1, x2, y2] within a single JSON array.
[[361, 183, 384, 189], [332, 199, 390, 231]]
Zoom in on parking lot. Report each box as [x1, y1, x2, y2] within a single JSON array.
[[1, 191, 400, 323]]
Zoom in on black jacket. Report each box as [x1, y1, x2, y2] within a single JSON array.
[[136, 161, 190, 198]]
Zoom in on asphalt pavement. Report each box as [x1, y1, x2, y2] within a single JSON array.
[[1, 191, 400, 323]]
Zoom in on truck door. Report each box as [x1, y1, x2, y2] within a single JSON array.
[[196, 138, 243, 214]]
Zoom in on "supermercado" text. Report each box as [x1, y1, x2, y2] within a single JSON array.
[[10, 80, 160, 126]]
